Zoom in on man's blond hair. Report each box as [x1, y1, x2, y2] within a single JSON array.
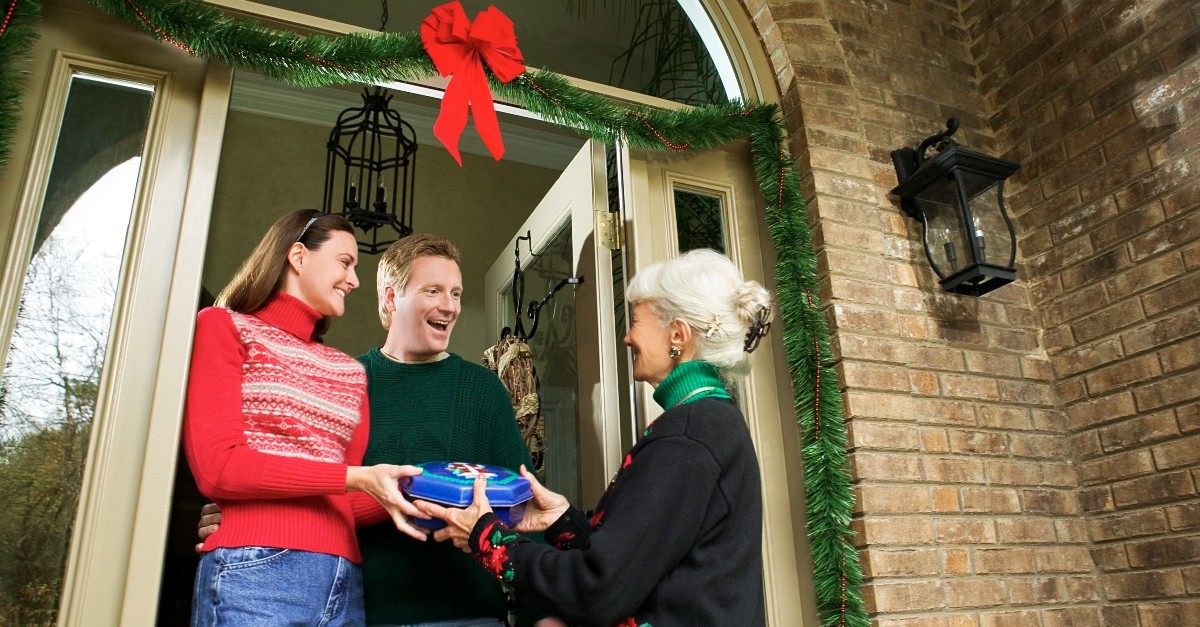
[[377, 233, 462, 329]]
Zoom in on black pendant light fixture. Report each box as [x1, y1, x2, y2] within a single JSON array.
[[323, 87, 418, 254], [322, 0, 417, 254], [891, 118, 1021, 296]]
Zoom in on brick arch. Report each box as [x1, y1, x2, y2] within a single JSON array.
[[734, 0, 874, 234]]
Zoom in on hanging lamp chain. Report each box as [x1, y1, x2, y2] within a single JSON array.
[[379, 0, 389, 33]]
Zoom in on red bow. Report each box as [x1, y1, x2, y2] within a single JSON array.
[[421, 1, 525, 165]]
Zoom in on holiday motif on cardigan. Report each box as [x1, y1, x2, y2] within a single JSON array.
[[594, 451, 637, 530], [550, 530, 576, 550], [227, 309, 366, 463], [475, 519, 519, 583], [476, 515, 651, 627]]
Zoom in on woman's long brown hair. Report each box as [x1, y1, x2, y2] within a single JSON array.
[[215, 209, 355, 341]]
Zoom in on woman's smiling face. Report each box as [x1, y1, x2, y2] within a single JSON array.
[[624, 302, 674, 386], [293, 229, 359, 317]]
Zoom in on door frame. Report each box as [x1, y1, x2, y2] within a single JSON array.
[[0, 1, 232, 624], [622, 139, 814, 624]]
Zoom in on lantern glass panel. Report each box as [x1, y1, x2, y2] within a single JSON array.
[[912, 175, 968, 279], [957, 170, 1013, 268]]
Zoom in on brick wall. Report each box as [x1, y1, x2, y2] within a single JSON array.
[[971, 0, 1200, 624], [743, 0, 1200, 624]]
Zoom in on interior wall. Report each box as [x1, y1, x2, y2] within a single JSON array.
[[204, 109, 562, 362]]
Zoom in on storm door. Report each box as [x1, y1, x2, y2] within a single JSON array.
[[485, 141, 623, 507]]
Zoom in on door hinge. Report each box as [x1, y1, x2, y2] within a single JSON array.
[[595, 210, 622, 251]]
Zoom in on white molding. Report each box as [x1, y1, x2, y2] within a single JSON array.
[[229, 72, 580, 171], [676, 0, 741, 101]]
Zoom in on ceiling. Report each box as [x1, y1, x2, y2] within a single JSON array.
[[229, 72, 586, 171], [245, 0, 652, 85], [227, 1, 722, 169]]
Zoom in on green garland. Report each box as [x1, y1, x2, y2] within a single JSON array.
[[0, 0, 42, 172], [0, 1, 866, 624]]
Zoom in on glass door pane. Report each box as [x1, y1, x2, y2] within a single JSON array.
[[673, 186, 726, 253], [497, 223, 580, 505], [485, 140, 620, 508], [0, 72, 153, 625]]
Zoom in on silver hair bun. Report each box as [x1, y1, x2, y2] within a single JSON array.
[[735, 281, 772, 352]]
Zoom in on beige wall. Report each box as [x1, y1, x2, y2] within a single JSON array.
[[204, 109, 563, 362]]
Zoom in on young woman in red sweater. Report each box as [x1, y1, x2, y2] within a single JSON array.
[[184, 209, 427, 626]]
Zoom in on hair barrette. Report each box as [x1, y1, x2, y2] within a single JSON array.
[[743, 305, 771, 353], [705, 315, 724, 338]]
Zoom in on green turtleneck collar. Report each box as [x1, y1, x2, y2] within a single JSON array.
[[652, 360, 731, 410]]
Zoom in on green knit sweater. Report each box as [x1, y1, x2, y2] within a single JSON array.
[[356, 349, 535, 625]]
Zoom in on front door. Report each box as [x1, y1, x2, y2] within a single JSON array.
[[486, 138, 808, 624]]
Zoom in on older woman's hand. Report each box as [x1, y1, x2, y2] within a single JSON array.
[[512, 464, 569, 534], [417, 474, 493, 552]]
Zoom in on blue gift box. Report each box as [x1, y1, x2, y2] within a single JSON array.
[[401, 461, 532, 530]]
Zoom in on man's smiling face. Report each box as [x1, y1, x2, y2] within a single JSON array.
[[388, 255, 462, 361]]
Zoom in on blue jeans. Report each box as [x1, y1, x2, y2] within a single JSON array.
[[192, 547, 365, 626]]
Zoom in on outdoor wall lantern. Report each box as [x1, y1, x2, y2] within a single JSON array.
[[323, 87, 418, 254], [891, 118, 1020, 296]]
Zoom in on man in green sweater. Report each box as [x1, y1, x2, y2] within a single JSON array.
[[356, 233, 559, 627]]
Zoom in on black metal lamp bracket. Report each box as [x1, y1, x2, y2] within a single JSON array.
[[915, 117, 959, 166]]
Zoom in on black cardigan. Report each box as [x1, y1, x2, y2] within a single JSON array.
[[469, 397, 766, 627]]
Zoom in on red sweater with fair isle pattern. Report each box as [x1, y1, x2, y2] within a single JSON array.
[[184, 293, 385, 563]]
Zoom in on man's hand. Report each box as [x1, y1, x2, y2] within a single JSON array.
[[195, 502, 221, 553], [416, 474, 492, 552], [347, 464, 431, 541]]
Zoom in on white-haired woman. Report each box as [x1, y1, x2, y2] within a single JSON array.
[[419, 249, 772, 627]]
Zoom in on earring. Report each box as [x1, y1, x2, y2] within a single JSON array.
[[668, 345, 682, 359]]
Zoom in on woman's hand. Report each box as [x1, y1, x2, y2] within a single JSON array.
[[416, 475, 493, 552], [511, 464, 570, 534], [346, 464, 430, 541]]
